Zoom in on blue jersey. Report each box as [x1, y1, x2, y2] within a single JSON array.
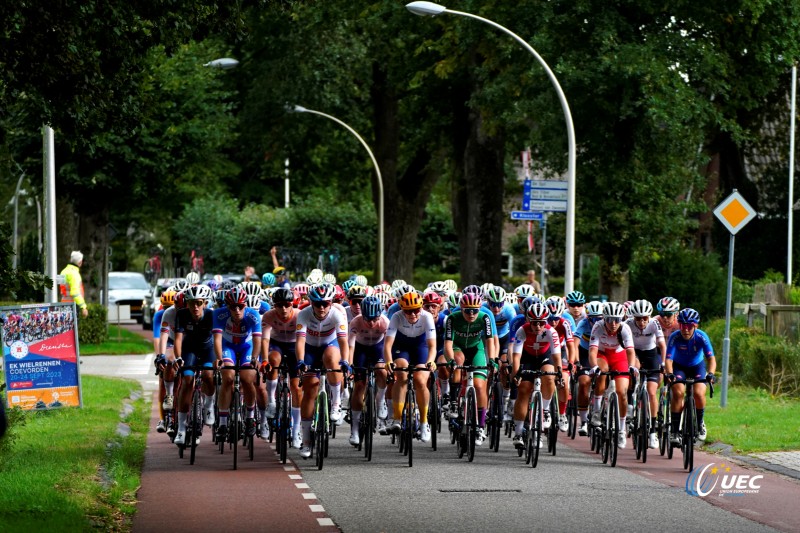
[[563, 312, 577, 331], [574, 317, 594, 350], [666, 329, 714, 367], [483, 303, 516, 338], [434, 313, 446, 353], [386, 302, 401, 320], [153, 309, 165, 341], [258, 301, 271, 315], [212, 307, 263, 347], [509, 313, 526, 343]]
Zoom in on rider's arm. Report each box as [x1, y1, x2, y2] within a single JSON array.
[[173, 331, 183, 360], [213, 333, 223, 363], [510, 326, 525, 378], [426, 337, 437, 365], [549, 328, 562, 368], [383, 335, 394, 367], [159, 328, 171, 360], [260, 319, 272, 365]]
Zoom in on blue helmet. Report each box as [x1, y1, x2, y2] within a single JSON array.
[[342, 279, 356, 292], [262, 272, 276, 286], [308, 283, 335, 303], [565, 291, 585, 305], [361, 296, 382, 320], [678, 308, 700, 324]]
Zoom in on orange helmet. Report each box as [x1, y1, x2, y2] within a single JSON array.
[[160, 289, 176, 307], [398, 292, 423, 311]]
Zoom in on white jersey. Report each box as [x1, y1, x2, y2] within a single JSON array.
[[348, 315, 389, 347], [386, 310, 436, 341], [296, 306, 348, 347], [261, 308, 299, 344], [625, 318, 664, 351], [589, 322, 634, 356], [159, 306, 178, 340], [346, 305, 359, 323]]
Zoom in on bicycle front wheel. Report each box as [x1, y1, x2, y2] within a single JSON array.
[[364, 382, 375, 461], [429, 378, 439, 451], [466, 388, 477, 463], [279, 387, 291, 464], [609, 393, 619, 468], [189, 388, 202, 465], [531, 393, 542, 468], [683, 397, 695, 472], [232, 390, 240, 471], [638, 390, 649, 463]]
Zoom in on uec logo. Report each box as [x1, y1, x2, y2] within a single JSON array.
[[686, 463, 763, 497]]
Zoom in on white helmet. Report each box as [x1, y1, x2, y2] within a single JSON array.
[[480, 283, 495, 298], [391, 279, 407, 289], [355, 275, 368, 287], [630, 299, 653, 318], [393, 284, 416, 299], [238, 281, 262, 297], [185, 272, 201, 285], [246, 294, 262, 309], [586, 300, 604, 317], [504, 291, 518, 305], [515, 284, 536, 299], [185, 284, 213, 301], [544, 296, 566, 317], [306, 271, 323, 284], [322, 273, 337, 284], [443, 279, 458, 292], [603, 302, 626, 319]]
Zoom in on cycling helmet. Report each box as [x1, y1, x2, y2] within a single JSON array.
[[485, 286, 507, 304], [586, 300, 604, 317], [214, 289, 227, 308], [520, 296, 537, 315], [603, 302, 626, 319], [515, 284, 536, 299], [448, 291, 462, 308], [246, 294, 262, 309], [185, 271, 201, 285], [225, 286, 248, 307], [459, 293, 482, 309], [376, 283, 392, 294], [348, 285, 368, 300], [656, 296, 680, 314], [273, 266, 286, 276], [462, 284, 482, 297], [160, 289, 176, 307], [213, 274, 224, 283], [630, 299, 653, 318], [364, 285, 376, 296], [355, 275, 368, 287], [323, 273, 337, 285], [361, 296, 383, 320], [239, 281, 262, 297], [393, 284, 416, 299], [174, 290, 187, 309], [260, 287, 274, 305], [526, 302, 549, 321], [391, 279, 407, 289], [262, 273, 276, 286], [505, 291, 518, 305], [480, 283, 495, 297], [444, 279, 458, 292], [294, 283, 310, 299], [342, 279, 356, 292], [172, 279, 189, 292], [544, 296, 566, 318], [429, 281, 449, 296], [565, 291, 586, 305], [185, 284, 213, 301], [221, 280, 236, 290], [272, 288, 294, 305], [423, 291, 443, 306], [308, 283, 335, 303], [677, 308, 700, 324], [399, 292, 423, 311], [333, 284, 346, 302], [306, 269, 323, 284], [376, 291, 391, 308]]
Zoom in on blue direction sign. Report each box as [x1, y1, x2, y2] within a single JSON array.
[[510, 211, 544, 221], [522, 179, 532, 210]]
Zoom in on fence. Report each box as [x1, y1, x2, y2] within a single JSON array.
[[737, 282, 800, 342]]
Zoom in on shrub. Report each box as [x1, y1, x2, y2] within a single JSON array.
[[78, 304, 108, 345], [0, 405, 27, 470]]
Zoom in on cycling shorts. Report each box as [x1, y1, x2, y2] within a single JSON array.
[[672, 361, 706, 382], [578, 344, 590, 368], [560, 344, 570, 368], [269, 340, 299, 378], [302, 339, 340, 370], [498, 333, 510, 357], [598, 349, 629, 378], [454, 345, 488, 380], [352, 341, 385, 381], [221, 342, 254, 368], [635, 347, 661, 382], [181, 347, 214, 377], [518, 352, 555, 382], [392, 334, 429, 367]]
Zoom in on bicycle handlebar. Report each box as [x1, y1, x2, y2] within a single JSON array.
[[670, 376, 715, 398], [516, 369, 561, 377]]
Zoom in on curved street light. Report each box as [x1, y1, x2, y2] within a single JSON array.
[[406, 1, 577, 293], [291, 105, 385, 284]]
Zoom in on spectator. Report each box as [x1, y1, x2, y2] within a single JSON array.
[[270, 246, 291, 289], [60, 251, 88, 317], [244, 265, 256, 282], [525, 269, 542, 294]]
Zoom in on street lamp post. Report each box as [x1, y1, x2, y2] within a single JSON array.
[[290, 105, 385, 283], [406, 1, 577, 293]]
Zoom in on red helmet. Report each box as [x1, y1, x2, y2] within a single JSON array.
[[225, 286, 248, 307], [334, 284, 346, 302], [423, 291, 443, 306]]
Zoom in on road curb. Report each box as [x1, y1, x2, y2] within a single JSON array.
[[703, 441, 800, 482]]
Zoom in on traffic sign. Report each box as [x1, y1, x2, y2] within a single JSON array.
[[530, 188, 568, 201], [530, 179, 567, 189], [713, 191, 756, 235], [510, 211, 544, 221], [529, 199, 567, 212]]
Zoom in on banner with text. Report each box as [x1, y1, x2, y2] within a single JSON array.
[[1, 303, 83, 410]]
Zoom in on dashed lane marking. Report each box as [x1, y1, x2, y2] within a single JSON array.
[[317, 518, 335, 527], [309, 505, 325, 513], [302, 493, 317, 500], [295, 483, 310, 489]]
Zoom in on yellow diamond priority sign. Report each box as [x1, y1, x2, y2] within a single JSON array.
[[713, 190, 756, 235]]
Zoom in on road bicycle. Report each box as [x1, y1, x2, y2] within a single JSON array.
[[594, 369, 631, 467], [268, 362, 293, 464], [629, 368, 663, 463], [566, 365, 579, 439], [486, 367, 504, 452], [515, 369, 561, 468], [670, 375, 714, 472], [175, 365, 206, 465], [393, 366, 435, 467], [428, 370, 441, 450], [353, 365, 378, 461], [301, 367, 344, 471], [143, 246, 163, 283], [449, 365, 491, 463], [658, 382, 672, 458]]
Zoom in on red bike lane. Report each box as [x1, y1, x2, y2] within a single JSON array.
[[559, 428, 800, 532], [133, 395, 339, 533]]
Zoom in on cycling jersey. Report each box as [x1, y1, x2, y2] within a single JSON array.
[[296, 306, 348, 347], [385, 302, 402, 320], [573, 317, 595, 350], [386, 310, 436, 366], [175, 308, 215, 373], [159, 306, 178, 341], [508, 313, 526, 343], [483, 302, 516, 338], [443, 311, 493, 352], [666, 329, 714, 368], [258, 301, 271, 315], [262, 308, 299, 377], [346, 306, 359, 323], [512, 323, 561, 358], [655, 316, 680, 339], [625, 318, 664, 350], [348, 315, 389, 346], [562, 312, 577, 331], [589, 321, 634, 375], [212, 307, 262, 346]]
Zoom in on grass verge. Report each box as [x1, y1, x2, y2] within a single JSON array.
[[81, 325, 153, 355], [0, 375, 148, 531], [704, 386, 800, 453]]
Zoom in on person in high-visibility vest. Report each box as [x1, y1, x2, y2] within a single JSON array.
[[60, 251, 88, 317]]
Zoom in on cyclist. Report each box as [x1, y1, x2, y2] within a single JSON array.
[[385, 284, 416, 320], [262, 272, 276, 288], [212, 287, 262, 441], [565, 291, 586, 325], [510, 302, 561, 450], [443, 292, 497, 446], [346, 285, 367, 323], [573, 300, 603, 436], [260, 287, 303, 445], [665, 308, 716, 445], [347, 295, 389, 445], [424, 291, 452, 415], [384, 292, 437, 443], [588, 302, 636, 449], [483, 286, 516, 422], [295, 283, 349, 459], [655, 297, 681, 339], [626, 299, 666, 449], [513, 284, 537, 314], [545, 296, 577, 432], [171, 284, 216, 446], [153, 289, 177, 434]]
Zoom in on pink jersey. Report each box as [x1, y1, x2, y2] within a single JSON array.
[[348, 315, 389, 347], [261, 308, 299, 344]]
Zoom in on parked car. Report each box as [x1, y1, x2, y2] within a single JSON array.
[[142, 278, 184, 330], [108, 272, 151, 323]]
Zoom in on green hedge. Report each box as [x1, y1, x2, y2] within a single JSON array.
[[78, 304, 108, 345]]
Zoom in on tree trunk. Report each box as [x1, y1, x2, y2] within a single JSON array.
[[372, 64, 438, 283], [598, 250, 630, 302]]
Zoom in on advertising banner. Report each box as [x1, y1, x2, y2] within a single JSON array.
[[1, 302, 83, 410]]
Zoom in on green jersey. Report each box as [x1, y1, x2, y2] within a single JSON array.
[[444, 310, 493, 353]]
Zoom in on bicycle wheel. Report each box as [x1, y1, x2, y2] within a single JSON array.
[[638, 390, 649, 463], [364, 383, 375, 461], [567, 384, 578, 440], [189, 387, 201, 465], [601, 401, 610, 465], [531, 393, 542, 468], [489, 381, 502, 452], [248, 410, 256, 461], [683, 397, 694, 472], [609, 393, 619, 468], [548, 397, 558, 456], [658, 388, 667, 457], [466, 388, 477, 462], [429, 378, 439, 451], [320, 392, 330, 459], [403, 388, 414, 463], [232, 390, 240, 471], [524, 404, 533, 462], [279, 387, 290, 464], [666, 390, 675, 460]]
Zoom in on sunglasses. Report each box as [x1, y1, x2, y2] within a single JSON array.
[[659, 312, 676, 318], [188, 300, 205, 307], [229, 304, 246, 310], [604, 317, 622, 324], [489, 302, 504, 308], [274, 302, 293, 309], [350, 299, 363, 305], [312, 301, 331, 308], [530, 320, 546, 326], [462, 308, 480, 315], [403, 308, 421, 316], [568, 303, 584, 307], [423, 304, 439, 311], [634, 316, 649, 322]]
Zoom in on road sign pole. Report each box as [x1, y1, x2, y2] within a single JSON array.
[[721, 232, 734, 408], [540, 213, 548, 295]]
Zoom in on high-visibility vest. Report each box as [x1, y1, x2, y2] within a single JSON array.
[[59, 263, 86, 309]]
